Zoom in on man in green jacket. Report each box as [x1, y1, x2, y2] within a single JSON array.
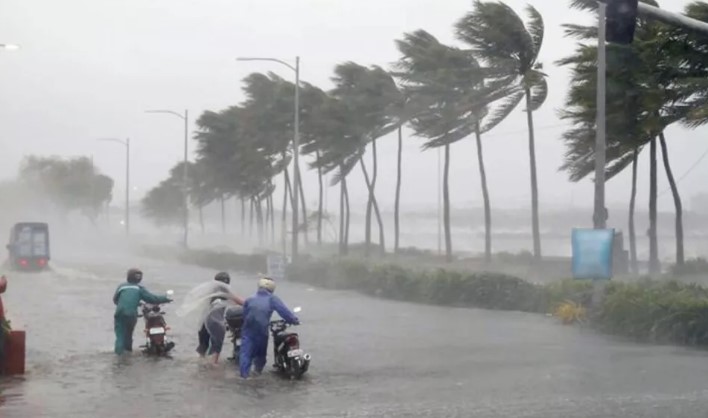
[[113, 268, 172, 354]]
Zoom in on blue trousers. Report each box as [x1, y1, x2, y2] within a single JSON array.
[[239, 332, 268, 378]]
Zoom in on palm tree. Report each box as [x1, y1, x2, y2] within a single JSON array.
[[298, 82, 330, 246], [559, 0, 691, 272], [304, 95, 362, 256], [628, 149, 639, 275], [330, 62, 402, 256], [456, 1, 548, 260], [395, 30, 487, 262]]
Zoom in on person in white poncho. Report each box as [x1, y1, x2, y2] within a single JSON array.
[[178, 272, 244, 363]]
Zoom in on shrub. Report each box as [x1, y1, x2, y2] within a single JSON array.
[[596, 280, 708, 345], [288, 259, 545, 313], [670, 257, 708, 276]]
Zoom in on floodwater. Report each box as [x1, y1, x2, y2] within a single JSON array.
[[2, 252, 708, 417]]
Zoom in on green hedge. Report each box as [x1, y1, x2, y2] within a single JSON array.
[[288, 259, 549, 312], [144, 246, 708, 348], [597, 280, 708, 345]]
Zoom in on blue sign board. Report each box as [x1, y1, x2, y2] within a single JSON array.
[[571, 228, 614, 280]]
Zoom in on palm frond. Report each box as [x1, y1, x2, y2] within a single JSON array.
[[525, 5, 545, 57]]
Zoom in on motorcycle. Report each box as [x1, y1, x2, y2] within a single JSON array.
[[139, 289, 175, 356], [224, 304, 245, 363], [270, 306, 310, 380]]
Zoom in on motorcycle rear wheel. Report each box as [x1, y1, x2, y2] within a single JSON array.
[[289, 359, 305, 380]]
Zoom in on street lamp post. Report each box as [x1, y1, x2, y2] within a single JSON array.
[[236, 56, 301, 259], [594, 3, 607, 230], [145, 109, 190, 248], [96, 138, 130, 235]]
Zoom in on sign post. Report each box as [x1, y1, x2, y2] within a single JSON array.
[[572, 228, 615, 307], [267, 254, 286, 281]]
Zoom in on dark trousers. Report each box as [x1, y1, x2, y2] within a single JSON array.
[[197, 323, 210, 355]]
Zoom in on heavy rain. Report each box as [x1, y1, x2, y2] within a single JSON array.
[[3, 0, 708, 417]]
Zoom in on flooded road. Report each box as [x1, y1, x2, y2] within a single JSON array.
[[2, 252, 708, 417]]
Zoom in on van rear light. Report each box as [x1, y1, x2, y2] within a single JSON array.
[[36, 259, 46, 267], [18, 259, 28, 267]]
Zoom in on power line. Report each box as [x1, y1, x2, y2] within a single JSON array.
[[658, 144, 708, 197]]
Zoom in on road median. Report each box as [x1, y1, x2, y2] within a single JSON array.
[[143, 246, 708, 348]]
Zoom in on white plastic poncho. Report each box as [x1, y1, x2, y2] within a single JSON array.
[[176, 281, 233, 332]]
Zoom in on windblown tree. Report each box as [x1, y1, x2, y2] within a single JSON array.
[[559, 0, 692, 273], [329, 62, 405, 257], [456, 1, 549, 260], [298, 82, 330, 245], [193, 73, 296, 248], [142, 165, 185, 227], [19, 155, 114, 223], [304, 95, 360, 255], [395, 30, 486, 262]]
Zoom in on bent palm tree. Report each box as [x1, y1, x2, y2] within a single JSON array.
[[456, 1, 548, 260], [395, 30, 487, 262]]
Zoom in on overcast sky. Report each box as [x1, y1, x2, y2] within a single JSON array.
[[0, 0, 705, 219]]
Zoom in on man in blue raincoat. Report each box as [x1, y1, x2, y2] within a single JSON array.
[[113, 268, 172, 354], [239, 276, 299, 378]]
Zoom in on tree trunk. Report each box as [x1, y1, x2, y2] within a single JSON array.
[[394, 127, 403, 254], [249, 198, 254, 238], [220, 195, 226, 234], [316, 150, 324, 246], [296, 164, 309, 245], [282, 171, 290, 256], [240, 198, 246, 236], [649, 136, 659, 274], [256, 198, 264, 247], [359, 156, 385, 256], [443, 144, 452, 262], [264, 195, 270, 245], [475, 123, 492, 263], [524, 89, 542, 260], [199, 205, 205, 234], [269, 194, 275, 246], [339, 168, 345, 256], [240, 198, 245, 236], [343, 174, 350, 256], [365, 140, 379, 257], [659, 132, 684, 266], [628, 148, 639, 275]]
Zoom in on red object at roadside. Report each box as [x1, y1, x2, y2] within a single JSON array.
[[2, 331, 25, 375]]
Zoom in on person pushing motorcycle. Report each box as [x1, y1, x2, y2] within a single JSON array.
[[239, 276, 299, 379], [196, 272, 244, 360], [113, 268, 172, 355]]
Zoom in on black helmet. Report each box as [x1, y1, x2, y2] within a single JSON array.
[[214, 271, 231, 285], [127, 268, 143, 284]]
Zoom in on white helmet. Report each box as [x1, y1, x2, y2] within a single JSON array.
[[258, 276, 276, 293]]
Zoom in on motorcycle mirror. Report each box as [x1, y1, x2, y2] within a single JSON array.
[[166, 289, 174, 296], [293, 306, 302, 313]]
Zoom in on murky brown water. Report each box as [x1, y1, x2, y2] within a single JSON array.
[[2, 253, 708, 417]]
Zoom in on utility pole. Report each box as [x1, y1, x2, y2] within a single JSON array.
[[594, 2, 607, 230]]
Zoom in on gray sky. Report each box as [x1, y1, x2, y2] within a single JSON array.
[[0, 0, 705, 219]]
